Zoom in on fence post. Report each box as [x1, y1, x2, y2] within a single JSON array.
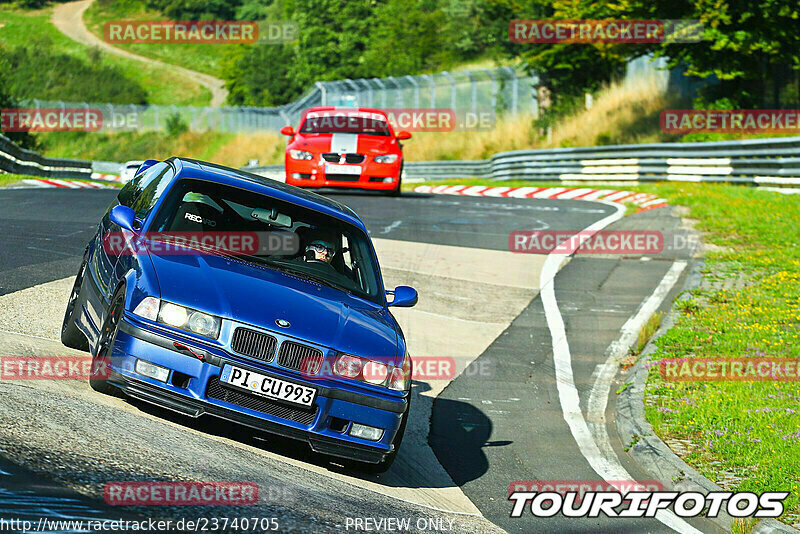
[[405, 75, 419, 109], [502, 67, 518, 114], [386, 76, 403, 107], [358, 79, 373, 107], [371, 78, 387, 108], [315, 82, 327, 106], [484, 68, 497, 113], [465, 71, 477, 114], [420, 74, 435, 108], [344, 79, 360, 105], [442, 71, 456, 112]]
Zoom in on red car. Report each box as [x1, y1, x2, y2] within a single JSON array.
[[281, 107, 411, 196]]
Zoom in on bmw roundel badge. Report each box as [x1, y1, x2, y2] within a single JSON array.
[[276, 319, 291, 328]]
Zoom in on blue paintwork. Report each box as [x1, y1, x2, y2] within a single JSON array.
[[73, 158, 415, 462]]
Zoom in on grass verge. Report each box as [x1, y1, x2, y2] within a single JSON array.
[[83, 0, 233, 77], [410, 179, 800, 524]]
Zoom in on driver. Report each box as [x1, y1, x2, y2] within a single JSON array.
[[305, 239, 335, 263]]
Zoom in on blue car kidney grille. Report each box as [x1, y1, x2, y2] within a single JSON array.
[[231, 328, 277, 362], [278, 341, 324, 375]]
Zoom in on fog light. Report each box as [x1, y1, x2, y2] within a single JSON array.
[[135, 359, 170, 383], [382, 177, 394, 183], [349, 423, 383, 441]]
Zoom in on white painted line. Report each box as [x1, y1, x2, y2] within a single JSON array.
[[587, 260, 687, 458], [540, 204, 700, 534]]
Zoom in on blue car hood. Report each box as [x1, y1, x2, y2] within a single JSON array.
[[148, 251, 399, 361]]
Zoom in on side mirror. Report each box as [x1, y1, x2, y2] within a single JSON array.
[[136, 159, 160, 177], [110, 204, 138, 232], [280, 126, 295, 136], [396, 131, 412, 140], [387, 286, 418, 308]]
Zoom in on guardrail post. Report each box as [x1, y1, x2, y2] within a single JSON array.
[[315, 82, 327, 107]]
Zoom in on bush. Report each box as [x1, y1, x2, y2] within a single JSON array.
[[165, 112, 188, 136], [1, 39, 148, 105]]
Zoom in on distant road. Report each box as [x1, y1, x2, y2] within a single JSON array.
[[52, 0, 229, 107]]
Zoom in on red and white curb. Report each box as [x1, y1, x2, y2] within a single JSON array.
[[413, 184, 667, 209], [20, 179, 115, 189], [91, 172, 125, 182]]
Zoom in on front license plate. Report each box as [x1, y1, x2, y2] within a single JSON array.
[[219, 364, 316, 407], [324, 164, 362, 175]]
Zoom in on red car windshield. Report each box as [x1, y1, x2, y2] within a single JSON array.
[[300, 111, 391, 136]]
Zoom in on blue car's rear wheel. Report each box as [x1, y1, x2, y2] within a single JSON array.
[[61, 257, 89, 351], [89, 290, 124, 395]]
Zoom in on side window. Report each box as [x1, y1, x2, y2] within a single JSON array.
[[131, 166, 174, 218], [117, 162, 169, 208]]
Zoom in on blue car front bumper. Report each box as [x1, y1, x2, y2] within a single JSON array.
[[106, 315, 408, 464]]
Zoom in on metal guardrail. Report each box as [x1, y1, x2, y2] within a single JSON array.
[[4, 132, 799, 186], [0, 134, 92, 179], [243, 136, 800, 186]]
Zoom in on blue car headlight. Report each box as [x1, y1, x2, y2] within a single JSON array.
[[133, 297, 221, 339]]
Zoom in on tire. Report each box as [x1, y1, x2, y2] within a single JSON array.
[[359, 393, 411, 474], [61, 258, 90, 351], [89, 289, 124, 395], [387, 165, 402, 197]]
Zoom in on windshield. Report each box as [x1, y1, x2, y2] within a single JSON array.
[[150, 178, 383, 304], [299, 111, 391, 136]]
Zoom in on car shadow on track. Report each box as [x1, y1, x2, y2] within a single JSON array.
[[122, 380, 495, 489]]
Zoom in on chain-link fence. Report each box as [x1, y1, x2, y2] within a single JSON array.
[[18, 67, 537, 134], [14, 58, 686, 135]]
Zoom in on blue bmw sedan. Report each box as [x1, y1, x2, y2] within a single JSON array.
[[61, 157, 417, 472]]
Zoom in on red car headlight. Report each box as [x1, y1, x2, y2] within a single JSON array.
[[289, 150, 314, 160]]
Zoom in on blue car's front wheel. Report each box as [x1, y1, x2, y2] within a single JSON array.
[[90, 290, 124, 395]]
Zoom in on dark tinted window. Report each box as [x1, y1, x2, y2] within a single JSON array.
[[117, 162, 169, 208], [132, 167, 174, 218], [150, 178, 383, 304]]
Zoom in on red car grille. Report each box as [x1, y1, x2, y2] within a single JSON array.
[[322, 153, 365, 164]]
